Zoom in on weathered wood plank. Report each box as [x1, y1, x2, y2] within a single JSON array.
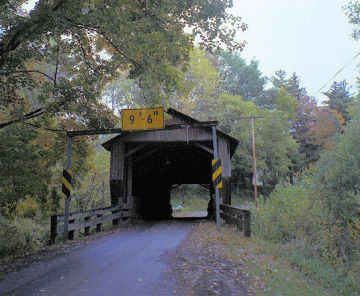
[[57, 211, 130, 233], [110, 142, 125, 181], [117, 127, 214, 143], [126, 157, 133, 208], [220, 212, 240, 225], [220, 204, 247, 216], [56, 205, 124, 222], [193, 143, 213, 154], [125, 144, 146, 158], [220, 203, 251, 237], [219, 138, 231, 177]]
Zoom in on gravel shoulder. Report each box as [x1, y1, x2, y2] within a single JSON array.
[[168, 221, 255, 296]]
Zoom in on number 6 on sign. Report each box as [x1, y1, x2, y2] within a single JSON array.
[[122, 107, 164, 131]]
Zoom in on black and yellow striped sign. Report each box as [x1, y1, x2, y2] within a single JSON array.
[[212, 159, 223, 189], [60, 169, 72, 198]]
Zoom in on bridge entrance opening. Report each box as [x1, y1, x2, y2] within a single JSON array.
[[171, 184, 212, 218]]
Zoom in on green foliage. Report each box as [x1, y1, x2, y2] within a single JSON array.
[[0, 118, 94, 218], [216, 51, 266, 102], [254, 177, 322, 243], [287, 250, 360, 295], [0, 0, 246, 130], [0, 124, 51, 215], [314, 106, 360, 262], [0, 216, 49, 257], [211, 93, 298, 188], [271, 70, 320, 170], [323, 80, 354, 122], [71, 144, 111, 212], [276, 88, 297, 119], [15, 196, 40, 218]]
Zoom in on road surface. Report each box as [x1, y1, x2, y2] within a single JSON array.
[[0, 220, 197, 296]]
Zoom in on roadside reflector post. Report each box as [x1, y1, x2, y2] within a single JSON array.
[[63, 135, 72, 241], [211, 125, 221, 230]]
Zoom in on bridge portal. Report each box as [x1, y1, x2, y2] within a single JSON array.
[[102, 108, 238, 220]]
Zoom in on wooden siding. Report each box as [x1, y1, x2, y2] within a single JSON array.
[[218, 137, 231, 177], [110, 142, 125, 181], [117, 127, 213, 143]]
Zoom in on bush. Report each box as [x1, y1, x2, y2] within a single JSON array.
[[253, 177, 324, 244], [0, 216, 49, 257], [15, 196, 39, 218]]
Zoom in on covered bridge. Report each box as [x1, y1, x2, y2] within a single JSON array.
[[102, 108, 238, 219]]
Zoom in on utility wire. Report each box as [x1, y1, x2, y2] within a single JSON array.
[[318, 51, 360, 94]]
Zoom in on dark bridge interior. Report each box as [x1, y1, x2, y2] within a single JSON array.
[[132, 143, 213, 219]]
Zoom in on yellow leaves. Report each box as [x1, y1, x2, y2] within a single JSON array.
[[330, 108, 345, 127], [32, 128, 55, 149], [15, 196, 39, 218]]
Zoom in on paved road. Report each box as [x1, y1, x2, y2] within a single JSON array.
[[1, 220, 198, 296]]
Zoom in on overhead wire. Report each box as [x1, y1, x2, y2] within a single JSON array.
[[317, 51, 360, 94]]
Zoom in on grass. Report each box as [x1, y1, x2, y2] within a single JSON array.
[[198, 222, 344, 296]]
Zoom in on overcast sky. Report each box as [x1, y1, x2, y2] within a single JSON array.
[[231, 0, 359, 102]]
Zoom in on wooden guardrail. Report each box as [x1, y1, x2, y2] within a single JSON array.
[[50, 205, 130, 244], [220, 204, 251, 237]]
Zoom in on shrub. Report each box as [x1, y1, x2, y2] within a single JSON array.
[[0, 216, 49, 257], [253, 177, 324, 244], [314, 109, 360, 263], [15, 196, 39, 218]]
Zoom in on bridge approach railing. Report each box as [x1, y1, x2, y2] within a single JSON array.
[[220, 204, 251, 237], [50, 205, 130, 244]]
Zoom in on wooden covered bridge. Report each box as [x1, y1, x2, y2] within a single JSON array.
[[102, 108, 238, 220]]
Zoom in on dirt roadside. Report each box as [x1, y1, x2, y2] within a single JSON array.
[[168, 221, 255, 296]]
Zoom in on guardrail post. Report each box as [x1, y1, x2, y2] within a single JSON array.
[[50, 215, 57, 245], [112, 208, 119, 226], [237, 213, 243, 232], [96, 214, 102, 232], [244, 211, 251, 237], [84, 216, 90, 235], [68, 218, 74, 240]]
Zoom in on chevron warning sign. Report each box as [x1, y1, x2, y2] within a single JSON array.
[[60, 169, 72, 198], [212, 159, 223, 189]]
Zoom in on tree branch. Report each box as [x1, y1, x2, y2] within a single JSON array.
[[63, 18, 143, 70], [0, 0, 69, 67], [1, 70, 56, 82], [0, 98, 69, 130]]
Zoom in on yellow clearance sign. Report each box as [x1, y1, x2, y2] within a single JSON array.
[[122, 107, 165, 131]]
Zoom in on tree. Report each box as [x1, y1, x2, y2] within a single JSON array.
[[206, 93, 297, 192], [0, 123, 57, 216], [323, 80, 353, 122], [0, 116, 95, 217], [271, 70, 319, 168], [308, 107, 343, 151], [272, 71, 306, 99], [216, 51, 266, 102], [315, 106, 360, 262], [180, 48, 219, 118], [0, 0, 246, 130]]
